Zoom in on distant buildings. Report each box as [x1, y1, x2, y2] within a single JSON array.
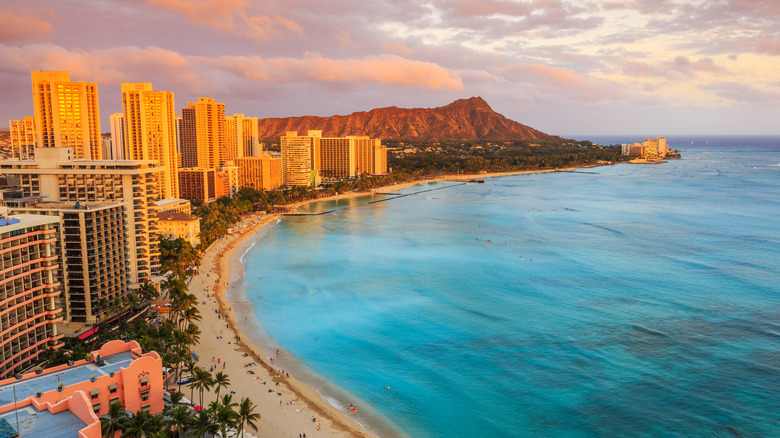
[[0, 207, 64, 377], [281, 130, 388, 186], [237, 155, 282, 191], [621, 137, 670, 159], [281, 131, 321, 187], [9, 116, 36, 160], [108, 113, 125, 160]]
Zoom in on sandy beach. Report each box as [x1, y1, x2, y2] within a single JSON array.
[[188, 211, 377, 438], [186, 167, 606, 437]]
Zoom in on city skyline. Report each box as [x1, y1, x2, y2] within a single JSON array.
[[1, 1, 779, 136]]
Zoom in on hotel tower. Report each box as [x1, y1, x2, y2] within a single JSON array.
[[30, 71, 101, 160], [121, 83, 179, 199]]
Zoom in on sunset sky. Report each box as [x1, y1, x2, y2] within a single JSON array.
[[1, 0, 779, 136]]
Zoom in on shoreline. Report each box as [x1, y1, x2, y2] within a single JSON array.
[[190, 213, 377, 437], [191, 165, 609, 437]]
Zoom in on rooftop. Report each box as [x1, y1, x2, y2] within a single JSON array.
[[156, 212, 199, 222], [0, 404, 84, 438], [0, 351, 135, 407]]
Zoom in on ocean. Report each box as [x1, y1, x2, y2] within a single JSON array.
[[230, 135, 780, 437]]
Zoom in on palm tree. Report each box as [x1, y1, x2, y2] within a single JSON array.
[[166, 405, 194, 438], [210, 401, 238, 438], [138, 280, 159, 304], [213, 371, 230, 399], [190, 368, 214, 407], [164, 390, 186, 415], [187, 410, 219, 438], [101, 402, 129, 437], [183, 361, 198, 401], [236, 397, 261, 438], [121, 410, 155, 438]]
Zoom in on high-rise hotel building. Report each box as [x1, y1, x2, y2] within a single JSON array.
[[281, 131, 388, 186], [0, 207, 64, 377], [9, 116, 36, 160], [181, 98, 226, 169], [109, 113, 126, 160], [281, 131, 321, 187], [30, 71, 101, 160], [355, 136, 388, 175], [121, 83, 179, 199], [13, 202, 131, 325], [226, 114, 262, 160], [237, 155, 282, 191], [320, 137, 356, 180], [0, 148, 163, 283]]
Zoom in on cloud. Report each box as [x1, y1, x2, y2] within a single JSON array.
[[0, 4, 55, 43], [381, 42, 415, 55], [146, 0, 302, 40], [501, 62, 625, 101], [702, 81, 780, 103], [0, 43, 206, 89], [197, 53, 464, 90], [756, 38, 780, 55]]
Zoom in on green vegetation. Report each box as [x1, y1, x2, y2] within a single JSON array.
[[386, 138, 626, 175], [99, 394, 260, 437]]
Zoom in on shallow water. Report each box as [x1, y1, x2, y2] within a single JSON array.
[[233, 136, 780, 437]]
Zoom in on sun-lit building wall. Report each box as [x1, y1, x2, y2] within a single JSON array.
[[31, 71, 101, 160]]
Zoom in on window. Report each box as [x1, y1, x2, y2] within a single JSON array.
[[108, 383, 118, 394], [141, 392, 149, 401]]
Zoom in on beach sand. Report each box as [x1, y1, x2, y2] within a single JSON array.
[[187, 167, 607, 437], [188, 213, 376, 438]]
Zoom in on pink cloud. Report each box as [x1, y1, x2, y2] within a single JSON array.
[[381, 42, 415, 55], [0, 44, 207, 90], [505, 63, 586, 88], [621, 57, 726, 79], [0, 4, 55, 43], [197, 53, 464, 90], [501, 62, 625, 101], [757, 38, 780, 55], [146, 0, 301, 40]]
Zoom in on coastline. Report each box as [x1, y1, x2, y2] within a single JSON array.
[[191, 165, 607, 437]]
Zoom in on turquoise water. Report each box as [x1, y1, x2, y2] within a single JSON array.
[[234, 136, 780, 437]]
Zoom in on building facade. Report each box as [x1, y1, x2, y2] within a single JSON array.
[[9, 116, 36, 160], [178, 168, 217, 204], [354, 136, 388, 175], [13, 202, 131, 325], [156, 212, 200, 247], [154, 198, 191, 215], [0, 208, 64, 377], [237, 155, 282, 191], [180, 98, 226, 170], [0, 147, 163, 283], [31, 71, 101, 160], [108, 113, 125, 160], [281, 131, 321, 187], [320, 137, 356, 180], [121, 83, 179, 200]]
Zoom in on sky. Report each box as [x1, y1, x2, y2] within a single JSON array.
[[1, 0, 779, 137]]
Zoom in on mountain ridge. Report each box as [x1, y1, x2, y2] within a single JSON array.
[[256, 97, 560, 141]]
